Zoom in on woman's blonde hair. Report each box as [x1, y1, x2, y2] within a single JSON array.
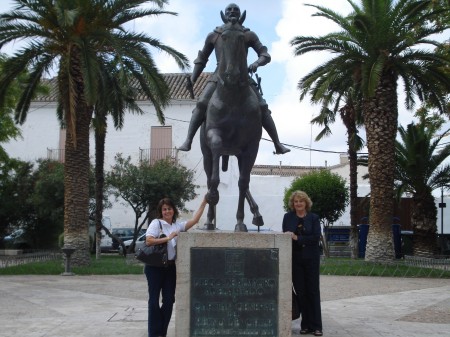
[[288, 190, 313, 211]]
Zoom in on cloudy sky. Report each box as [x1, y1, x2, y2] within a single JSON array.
[[1, 0, 447, 167]]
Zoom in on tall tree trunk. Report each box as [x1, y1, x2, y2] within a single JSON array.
[[60, 48, 93, 266], [363, 71, 398, 261], [412, 191, 438, 256], [95, 114, 107, 259], [341, 104, 359, 259]]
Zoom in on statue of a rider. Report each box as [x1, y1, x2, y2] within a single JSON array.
[[179, 3, 290, 155]]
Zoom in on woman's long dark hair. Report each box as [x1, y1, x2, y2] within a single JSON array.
[[156, 198, 179, 222]]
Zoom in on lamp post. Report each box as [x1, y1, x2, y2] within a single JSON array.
[[61, 246, 76, 276]]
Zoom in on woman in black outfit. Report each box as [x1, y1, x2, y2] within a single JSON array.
[[145, 196, 207, 337], [283, 190, 323, 336]]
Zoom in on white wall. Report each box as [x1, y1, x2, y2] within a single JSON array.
[[5, 101, 449, 234], [182, 158, 295, 232], [5, 102, 60, 162]]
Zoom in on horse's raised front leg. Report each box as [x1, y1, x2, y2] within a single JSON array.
[[245, 189, 264, 229]]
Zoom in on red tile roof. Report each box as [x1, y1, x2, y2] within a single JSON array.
[[32, 72, 212, 102]]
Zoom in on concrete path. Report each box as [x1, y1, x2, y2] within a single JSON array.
[[0, 274, 448, 337]]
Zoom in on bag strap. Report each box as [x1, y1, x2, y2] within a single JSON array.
[[158, 220, 163, 237]]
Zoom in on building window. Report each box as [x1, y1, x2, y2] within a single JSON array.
[[139, 126, 176, 165]]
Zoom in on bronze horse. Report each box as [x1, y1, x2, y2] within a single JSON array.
[[200, 20, 264, 232]]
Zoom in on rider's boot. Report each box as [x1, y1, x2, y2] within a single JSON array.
[[262, 108, 291, 154], [179, 107, 204, 151]]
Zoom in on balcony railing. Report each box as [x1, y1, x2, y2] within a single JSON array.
[[139, 148, 179, 165], [47, 148, 65, 163], [47, 147, 178, 166]]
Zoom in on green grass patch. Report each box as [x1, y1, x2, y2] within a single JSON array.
[[320, 257, 450, 278], [0, 254, 144, 275], [1, 255, 449, 278]]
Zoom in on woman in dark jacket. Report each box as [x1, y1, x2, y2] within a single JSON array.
[[283, 190, 323, 336]]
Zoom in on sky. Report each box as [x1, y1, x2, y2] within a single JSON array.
[[1, 0, 448, 167]]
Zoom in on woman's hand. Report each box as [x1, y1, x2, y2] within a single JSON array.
[[168, 231, 179, 240], [286, 231, 298, 241], [185, 196, 208, 230]]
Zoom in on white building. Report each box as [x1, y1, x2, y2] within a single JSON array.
[[4, 73, 449, 234]]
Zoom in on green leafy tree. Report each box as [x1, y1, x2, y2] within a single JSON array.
[[0, 159, 34, 241], [283, 170, 349, 256], [395, 118, 450, 256], [0, 110, 20, 162], [29, 160, 65, 249], [0, 158, 64, 249], [0, 54, 22, 162], [0, 0, 189, 265], [106, 154, 197, 254], [291, 0, 449, 261]]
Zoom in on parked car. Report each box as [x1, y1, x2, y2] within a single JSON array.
[[112, 227, 134, 250], [118, 233, 146, 255], [3, 229, 29, 249]]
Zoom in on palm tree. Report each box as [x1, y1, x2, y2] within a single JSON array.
[[395, 117, 450, 256], [291, 0, 449, 261], [0, 0, 189, 265], [92, 56, 151, 259], [305, 66, 365, 258]]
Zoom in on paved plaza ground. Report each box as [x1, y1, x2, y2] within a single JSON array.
[[0, 274, 448, 337]]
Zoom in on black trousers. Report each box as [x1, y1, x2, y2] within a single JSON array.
[[292, 254, 322, 331], [144, 264, 176, 337]]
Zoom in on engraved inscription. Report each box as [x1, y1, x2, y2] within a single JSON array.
[[225, 250, 245, 276], [190, 248, 279, 337]]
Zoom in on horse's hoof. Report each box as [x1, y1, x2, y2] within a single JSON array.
[[205, 222, 216, 230], [234, 224, 248, 232], [252, 215, 264, 227], [178, 140, 192, 151], [274, 143, 291, 154]]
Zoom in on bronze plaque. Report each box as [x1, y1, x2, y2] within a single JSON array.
[[190, 248, 279, 336]]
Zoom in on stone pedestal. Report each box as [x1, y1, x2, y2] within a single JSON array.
[[175, 230, 292, 337]]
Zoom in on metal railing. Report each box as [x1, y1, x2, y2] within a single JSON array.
[[139, 147, 179, 165], [47, 147, 179, 166], [47, 148, 65, 163], [0, 250, 62, 268]]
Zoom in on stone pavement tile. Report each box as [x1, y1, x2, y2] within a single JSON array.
[[0, 276, 148, 337], [320, 285, 450, 337]]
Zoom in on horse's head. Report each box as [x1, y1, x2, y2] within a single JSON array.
[[217, 22, 248, 88]]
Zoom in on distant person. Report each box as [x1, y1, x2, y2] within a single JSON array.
[[145, 196, 207, 337], [178, 3, 290, 155], [283, 190, 323, 336]]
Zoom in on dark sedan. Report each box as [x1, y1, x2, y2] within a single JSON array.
[[112, 228, 145, 250]]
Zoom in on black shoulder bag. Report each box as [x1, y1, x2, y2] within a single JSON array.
[[135, 220, 168, 267]]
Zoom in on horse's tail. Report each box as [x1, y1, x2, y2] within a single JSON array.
[[221, 155, 229, 172]]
